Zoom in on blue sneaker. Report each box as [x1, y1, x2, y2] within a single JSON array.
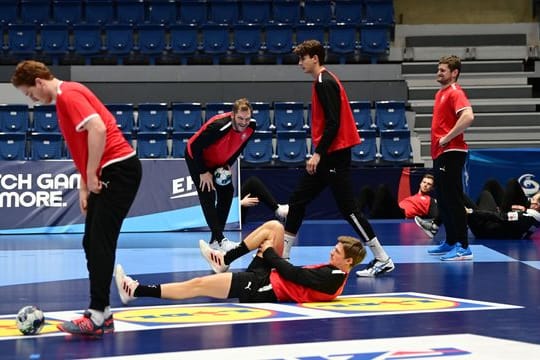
[[440, 244, 473, 261], [427, 242, 455, 255]]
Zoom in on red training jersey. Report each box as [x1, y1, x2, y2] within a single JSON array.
[[431, 83, 471, 159], [399, 192, 432, 219], [55, 81, 135, 184]]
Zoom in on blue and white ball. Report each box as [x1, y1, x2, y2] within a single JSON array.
[[16, 305, 45, 335], [214, 167, 232, 186]]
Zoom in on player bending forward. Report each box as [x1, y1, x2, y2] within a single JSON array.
[[116, 221, 366, 304]]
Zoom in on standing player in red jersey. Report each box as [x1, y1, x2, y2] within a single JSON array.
[[427, 55, 475, 261], [115, 220, 366, 304], [11, 60, 142, 337], [284, 40, 394, 277], [186, 98, 256, 252]]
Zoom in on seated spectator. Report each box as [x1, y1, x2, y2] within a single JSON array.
[[356, 174, 437, 219], [416, 178, 539, 239]]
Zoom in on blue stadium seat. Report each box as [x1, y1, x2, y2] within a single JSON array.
[[40, 24, 71, 65], [115, 0, 146, 24], [334, 0, 363, 24], [379, 129, 412, 163], [30, 132, 63, 160], [32, 105, 58, 132], [264, 23, 294, 64], [20, 0, 50, 25], [0, 132, 26, 161], [276, 130, 308, 165], [137, 23, 167, 65], [351, 129, 377, 164], [375, 100, 407, 130], [208, 0, 239, 24], [171, 131, 194, 158], [205, 102, 233, 121], [200, 23, 231, 64], [242, 130, 274, 165], [179, 0, 208, 25], [171, 102, 203, 132], [273, 102, 304, 131], [0, 104, 29, 133], [251, 102, 273, 131], [7, 24, 38, 59], [72, 24, 104, 65], [168, 23, 200, 65], [327, 23, 359, 64], [137, 103, 169, 132], [302, 0, 333, 26], [364, 0, 394, 25], [239, 0, 271, 24], [106, 103, 135, 133], [232, 23, 263, 64], [272, 1, 301, 24], [104, 24, 135, 64], [136, 131, 169, 158], [360, 23, 390, 63], [147, 0, 178, 25], [0, 1, 19, 29], [349, 100, 373, 130], [84, 0, 114, 25], [295, 23, 325, 46], [52, 0, 83, 25]]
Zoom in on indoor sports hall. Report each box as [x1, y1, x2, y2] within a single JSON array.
[[1, 0, 540, 359]]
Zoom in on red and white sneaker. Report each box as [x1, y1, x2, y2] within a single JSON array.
[[115, 264, 138, 305], [56, 311, 104, 338], [103, 315, 114, 333], [199, 240, 229, 273]]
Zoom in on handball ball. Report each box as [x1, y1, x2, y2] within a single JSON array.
[[16, 305, 45, 335], [214, 167, 232, 186]]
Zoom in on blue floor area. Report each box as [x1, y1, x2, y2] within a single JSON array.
[[1, 220, 540, 359]]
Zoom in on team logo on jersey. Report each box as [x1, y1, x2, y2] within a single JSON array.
[[301, 295, 458, 312], [113, 305, 274, 325], [518, 174, 539, 197]]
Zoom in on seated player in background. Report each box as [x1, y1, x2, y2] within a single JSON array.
[[241, 176, 289, 224], [356, 174, 437, 220], [116, 220, 366, 304]]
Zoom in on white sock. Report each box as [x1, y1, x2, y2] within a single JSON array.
[[365, 237, 389, 261], [88, 309, 105, 326], [104, 306, 111, 319], [282, 233, 296, 259]]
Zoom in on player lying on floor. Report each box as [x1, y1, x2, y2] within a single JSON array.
[[116, 220, 366, 304]]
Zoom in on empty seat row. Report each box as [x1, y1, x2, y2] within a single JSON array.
[[0, 101, 407, 136], [0, 0, 394, 28], [1, 22, 391, 65]]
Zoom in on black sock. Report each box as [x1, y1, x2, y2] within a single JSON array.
[[134, 284, 162, 298], [223, 241, 249, 265]]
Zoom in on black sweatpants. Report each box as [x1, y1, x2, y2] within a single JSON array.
[[84, 155, 142, 311], [186, 156, 234, 242], [433, 151, 468, 247], [241, 176, 279, 223], [285, 148, 376, 242]]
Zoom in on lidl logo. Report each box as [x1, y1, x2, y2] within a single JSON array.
[[302, 296, 458, 312], [0, 319, 62, 337]]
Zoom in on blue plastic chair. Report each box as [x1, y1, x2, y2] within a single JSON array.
[[0, 132, 26, 161], [242, 130, 274, 165], [272, 0, 301, 24], [349, 101, 374, 130], [273, 102, 304, 131], [72, 24, 104, 65], [40, 24, 71, 65], [208, 0, 239, 24], [20, 0, 50, 25], [7, 24, 38, 59], [276, 130, 308, 165], [0, 104, 29, 133], [106, 103, 135, 134], [200, 23, 231, 64], [251, 102, 273, 131], [264, 23, 294, 64], [32, 105, 58, 132], [239, 0, 271, 24], [360, 23, 390, 63], [327, 23, 359, 64], [30, 132, 63, 160], [84, 0, 114, 25], [364, 0, 394, 25], [168, 23, 200, 65], [52, 0, 83, 25], [302, 0, 333, 26], [351, 129, 377, 164], [171, 131, 194, 158], [0, 1, 19, 29], [136, 131, 169, 158], [334, 0, 363, 24], [115, 0, 146, 24], [137, 103, 169, 132], [205, 102, 233, 121], [295, 23, 325, 46], [379, 129, 412, 163], [147, 0, 178, 25], [105, 24, 135, 64], [375, 100, 407, 130], [137, 24, 167, 65], [232, 23, 263, 64], [171, 102, 203, 132], [179, 0, 208, 25]]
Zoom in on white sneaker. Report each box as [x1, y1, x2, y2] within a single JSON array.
[[275, 204, 289, 222], [115, 264, 138, 305], [199, 240, 229, 273], [219, 238, 239, 252], [356, 258, 395, 277]]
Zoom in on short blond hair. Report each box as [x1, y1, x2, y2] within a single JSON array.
[[337, 236, 366, 268]]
